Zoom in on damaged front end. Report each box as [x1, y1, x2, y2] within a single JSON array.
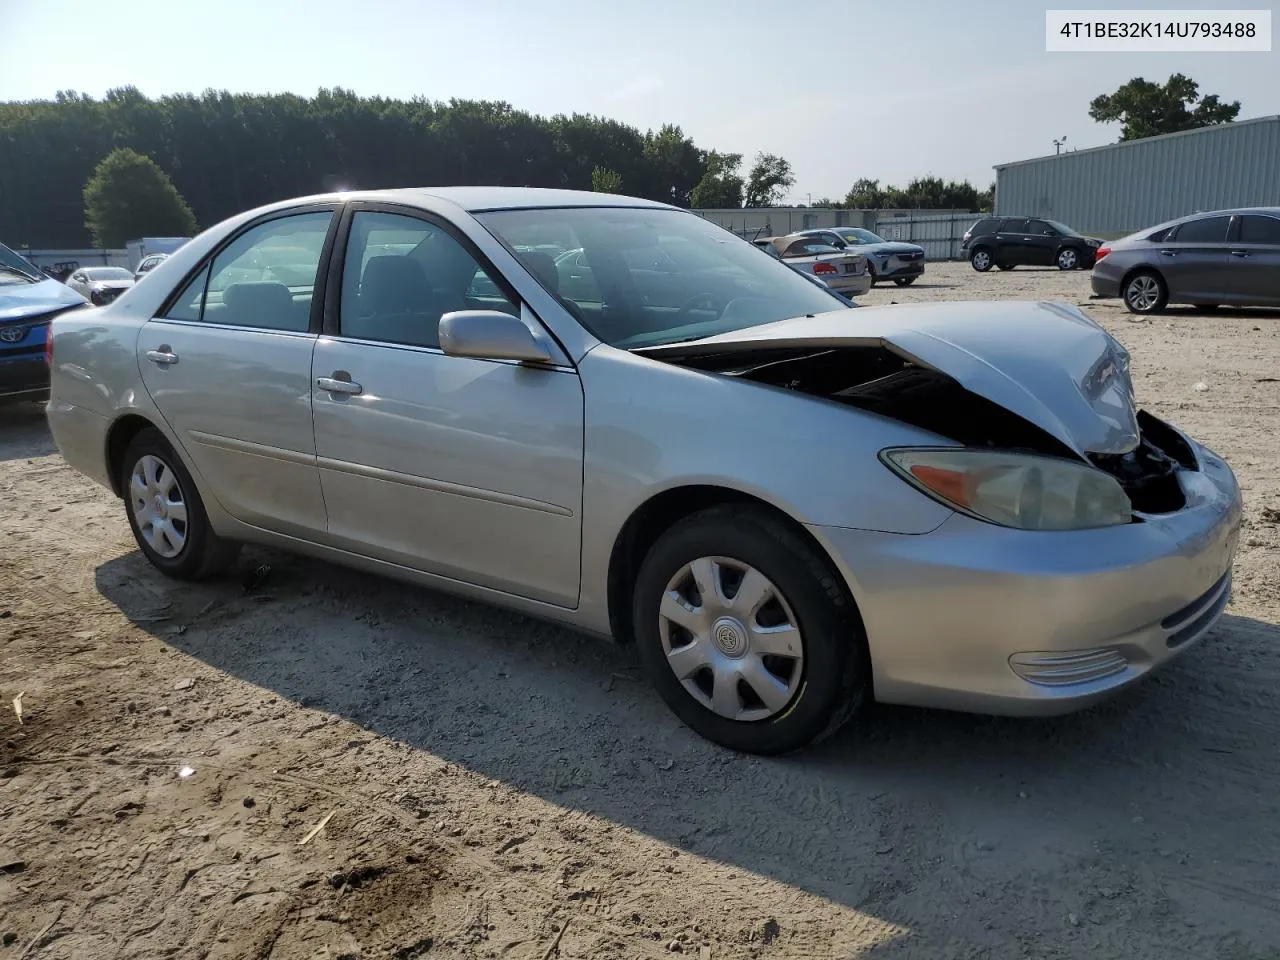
[[647, 339, 1195, 519]]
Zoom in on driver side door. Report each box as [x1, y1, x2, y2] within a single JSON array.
[[310, 206, 586, 607]]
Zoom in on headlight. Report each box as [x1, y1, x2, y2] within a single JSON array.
[[880, 448, 1133, 530]]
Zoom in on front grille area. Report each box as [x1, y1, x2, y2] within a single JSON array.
[[1009, 648, 1128, 686], [898, 251, 924, 261]]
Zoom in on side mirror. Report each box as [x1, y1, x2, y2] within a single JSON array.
[[439, 310, 556, 365]]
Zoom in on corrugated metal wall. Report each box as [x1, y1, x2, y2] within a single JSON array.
[[874, 213, 979, 260], [995, 116, 1280, 237]]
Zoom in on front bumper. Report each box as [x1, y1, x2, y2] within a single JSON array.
[[874, 259, 925, 280], [808, 437, 1242, 716], [0, 353, 49, 403]]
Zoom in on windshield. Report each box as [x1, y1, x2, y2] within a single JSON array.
[[84, 267, 134, 281], [1042, 219, 1083, 238], [0, 242, 42, 284], [475, 207, 849, 348], [839, 228, 886, 245]]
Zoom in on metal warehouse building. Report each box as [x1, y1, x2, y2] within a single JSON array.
[[994, 115, 1280, 238]]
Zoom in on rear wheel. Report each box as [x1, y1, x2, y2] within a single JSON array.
[[632, 505, 868, 755], [997, 263, 1015, 271], [1122, 270, 1168, 315], [893, 276, 916, 287], [970, 248, 993, 272], [121, 428, 239, 580], [1057, 247, 1081, 270]]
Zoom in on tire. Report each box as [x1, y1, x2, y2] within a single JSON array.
[[997, 263, 1015, 271], [893, 276, 916, 287], [120, 427, 239, 580], [1057, 247, 1081, 270], [970, 248, 993, 272], [631, 504, 869, 755], [865, 262, 877, 286], [1122, 270, 1168, 315]]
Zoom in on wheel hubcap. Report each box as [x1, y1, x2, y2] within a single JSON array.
[[130, 454, 188, 558], [974, 252, 990, 269], [1061, 251, 1076, 268], [658, 556, 804, 722], [1128, 276, 1158, 311]]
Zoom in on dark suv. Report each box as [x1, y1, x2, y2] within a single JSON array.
[[960, 216, 1102, 272]]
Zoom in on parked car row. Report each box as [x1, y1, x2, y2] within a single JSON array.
[[0, 241, 89, 404]]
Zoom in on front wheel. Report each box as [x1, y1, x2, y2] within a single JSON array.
[[970, 248, 993, 272], [1122, 270, 1168, 315], [121, 427, 239, 580], [631, 505, 868, 755], [893, 276, 917, 287], [997, 263, 1015, 271], [1057, 247, 1081, 270]]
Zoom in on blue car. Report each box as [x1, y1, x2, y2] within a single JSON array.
[[1, 243, 90, 404]]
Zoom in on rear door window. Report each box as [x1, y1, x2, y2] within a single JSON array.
[[1000, 219, 1029, 234], [1170, 216, 1231, 244]]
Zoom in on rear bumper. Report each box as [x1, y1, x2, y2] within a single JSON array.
[[808, 436, 1242, 716], [825, 274, 873, 297], [1091, 266, 1123, 298], [46, 400, 113, 489]]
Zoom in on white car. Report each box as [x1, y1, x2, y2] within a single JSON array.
[[65, 266, 136, 306], [752, 235, 871, 298]]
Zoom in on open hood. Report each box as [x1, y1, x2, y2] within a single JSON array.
[[637, 300, 1140, 458], [0, 276, 90, 323]]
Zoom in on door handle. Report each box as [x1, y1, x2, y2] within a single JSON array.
[[1159, 249, 1177, 257], [145, 348, 179, 365], [317, 375, 362, 396], [1230, 250, 1251, 258]]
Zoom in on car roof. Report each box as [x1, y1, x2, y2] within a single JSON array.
[[269, 186, 677, 213]]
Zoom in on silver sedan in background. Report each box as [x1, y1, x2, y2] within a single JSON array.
[[1092, 207, 1280, 314], [46, 188, 1240, 754], [751, 234, 871, 297], [65, 265, 136, 306]]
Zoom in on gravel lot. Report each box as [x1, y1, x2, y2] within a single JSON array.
[[2, 261, 1279, 959]]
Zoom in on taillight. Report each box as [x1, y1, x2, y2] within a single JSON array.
[[1094, 246, 1110, 262], [44, 327, 54, 367], [813, 262, 838, 275]]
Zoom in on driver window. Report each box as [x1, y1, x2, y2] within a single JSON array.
[[339, 211, 516, 350]]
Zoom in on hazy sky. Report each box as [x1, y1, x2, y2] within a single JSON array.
[[2, 0, 1276, 201]]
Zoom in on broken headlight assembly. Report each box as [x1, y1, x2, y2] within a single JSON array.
[[880, 448, 1133, 531]]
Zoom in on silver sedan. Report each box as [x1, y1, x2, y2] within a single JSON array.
[[46, 188, 1241, 754]]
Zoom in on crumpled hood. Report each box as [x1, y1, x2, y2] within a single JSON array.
[[640, 300, 1140, 457], [0, 276, 89, 323]]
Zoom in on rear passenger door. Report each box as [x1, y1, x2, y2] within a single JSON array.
[[1229, 214, 1280, 306], [136, 207, 338, 537], [1160, 215, 1232, 302]]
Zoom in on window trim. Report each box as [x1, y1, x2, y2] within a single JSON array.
[[155, 202, 344, 334], [322, 201, 525, 342], [1235, 213, 1280, 245], [1168, 215, 1232, 245]]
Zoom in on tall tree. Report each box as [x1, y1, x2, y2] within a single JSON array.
[[590, 166, 623, 193], [842, 178, 885, 209], [744, 152, 795, 207], [690, 151, 744, 208], [83, 148, 197, 247], [1089, 73, 1240, 141]]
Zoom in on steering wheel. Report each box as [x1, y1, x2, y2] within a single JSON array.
[[678, 292, 726, 320]]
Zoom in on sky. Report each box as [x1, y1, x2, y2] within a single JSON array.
[[1, 0, 1277, 202]]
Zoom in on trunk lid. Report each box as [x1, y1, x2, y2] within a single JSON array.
[[638, 300, 1140, 457]]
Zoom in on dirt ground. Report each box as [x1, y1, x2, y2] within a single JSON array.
[[3, 261, 1279, 960]]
